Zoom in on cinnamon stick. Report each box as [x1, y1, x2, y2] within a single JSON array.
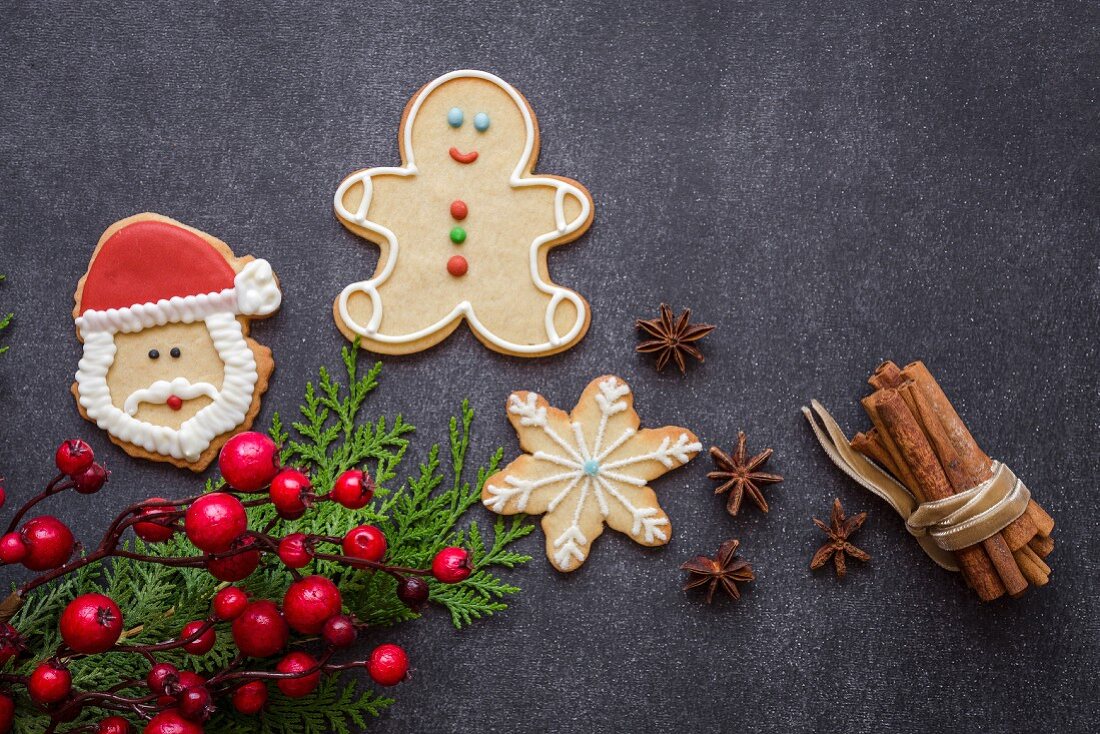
[[900, 361, 989, 470], [870, 389, 1006, 601], [1028, 534, 1054, 558], [869, 361, 905, 390], [901, 382, 971, 490], [1027, 501, 1055, 537], [861, 396, 923, 495], [897, 381, 1028, 596], [901, 361, 1041, 549], [851, 430, 901, 477], [1013, 545, 1050, 586]]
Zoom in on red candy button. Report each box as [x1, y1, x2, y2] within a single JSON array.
[[167, 395, 183, 411], [450, 200, 468, 220], [447, 255, 468, 277]]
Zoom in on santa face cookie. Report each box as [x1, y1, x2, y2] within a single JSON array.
[[73, 213, 281, 471], [482, 376, 701, 571], [333, 70, 594, 357]]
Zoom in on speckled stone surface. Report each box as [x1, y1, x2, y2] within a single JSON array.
[[0, 2, 1096, 732]]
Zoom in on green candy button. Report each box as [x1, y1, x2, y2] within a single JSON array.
[[449, 226, 466, 244]]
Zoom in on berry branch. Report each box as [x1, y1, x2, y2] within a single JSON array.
[[0, 344, 533, 733]]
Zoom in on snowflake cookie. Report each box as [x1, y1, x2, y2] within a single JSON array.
[[482, 376, 702, 572]]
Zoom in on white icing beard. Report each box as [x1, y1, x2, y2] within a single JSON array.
[[75, 311, 259, 463]]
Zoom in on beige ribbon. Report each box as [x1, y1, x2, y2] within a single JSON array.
[[802, 400, 1031, 572]]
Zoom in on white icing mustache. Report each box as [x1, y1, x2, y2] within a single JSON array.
[[123, 377, 220, 415]]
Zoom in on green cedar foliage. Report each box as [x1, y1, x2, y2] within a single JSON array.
[[0, 274, 11, 355]]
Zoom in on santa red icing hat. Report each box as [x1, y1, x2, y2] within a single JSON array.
[[75, 219, 280, 335]]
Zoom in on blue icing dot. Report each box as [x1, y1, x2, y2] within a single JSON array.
[[583, 459, 600, 476], [447, 107, 463, 128], [474, 112, 490, 131]]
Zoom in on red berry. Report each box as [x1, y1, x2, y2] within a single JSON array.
[[396, 576, 431, 611], [0, 623, 24, 666], [55, 439, 94, 477], [232, 600, 288, 658], [231, 680, 267, 715], [60, 593, 123, 654], [177, 684, 213, 722], [212, 587, 248, 621], [368, 643, 409, 686], [431, 546, 472, 584], [321, 614, 357, 648], [134, 499, 176, 543], [29, 661, 72, 704], [269, 469, 312, 520], [20, 516, 74, 571], [73, 463, 110, 494], [180, 621, 215, 656], [146, 662, 179, 696], [98, 716, 132, 734], [207, 536, 260, 582], [0, 692, 12, 733], [283, 575, 342, 634], [158, 671, 204, 708], [0, 483, 7, 510], [174, 670, 203, 689], [275, 651, 321, 698], [342, 525, 387, 563], [184, 493, 247, 553], [219, 432, 280, 492], [0, 533, 27, 564], [277, 533, 312, 569], [142, 710, 203, 734], [330, 469, 375, 509]]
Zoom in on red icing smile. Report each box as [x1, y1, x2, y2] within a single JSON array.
[[449, 147, 478, 164], [167, 395, 183, 411]]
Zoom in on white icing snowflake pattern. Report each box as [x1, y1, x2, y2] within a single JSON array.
[[482, 376, 701, 571]]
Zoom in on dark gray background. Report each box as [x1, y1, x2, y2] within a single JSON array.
[[1, 1, 1097, 732]]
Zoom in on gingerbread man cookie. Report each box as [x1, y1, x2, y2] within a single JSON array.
[[73, 213, 281, 471], [482, 376, 701, 571], [333, 70, 594, 356]]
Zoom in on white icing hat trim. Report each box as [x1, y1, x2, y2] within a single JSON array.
[[333, 69, 591, 354], [76, 258, 281, 336], [235, 259, 281, 317]]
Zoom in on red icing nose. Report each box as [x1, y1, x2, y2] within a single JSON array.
[[167, 395, 183, 411]]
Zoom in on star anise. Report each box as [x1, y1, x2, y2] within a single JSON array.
[[707, 432, 783, 516], [635, 304, 715, 374], [810, 498, 870, 579], [680, 539, 754, 603]]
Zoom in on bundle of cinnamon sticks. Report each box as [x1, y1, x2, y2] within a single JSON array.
[[851, 360, 1054, 601]]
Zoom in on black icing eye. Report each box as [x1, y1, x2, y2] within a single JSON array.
[[170, 347, 181, 358], [148, 349, 160, 360]]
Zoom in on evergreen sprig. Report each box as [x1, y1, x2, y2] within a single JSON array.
[[0, 274, 11, 355], [6, 343, 532, 732]]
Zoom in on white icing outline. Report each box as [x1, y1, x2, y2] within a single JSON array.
[[74, 258, 280, 463], [483, 377, 702, 570], [76, 312, 259, 463], [334, 69, 591, 354]]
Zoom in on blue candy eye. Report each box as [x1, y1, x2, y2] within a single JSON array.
[[473, 112, 490, 132], [447, 107, 463, 128]]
